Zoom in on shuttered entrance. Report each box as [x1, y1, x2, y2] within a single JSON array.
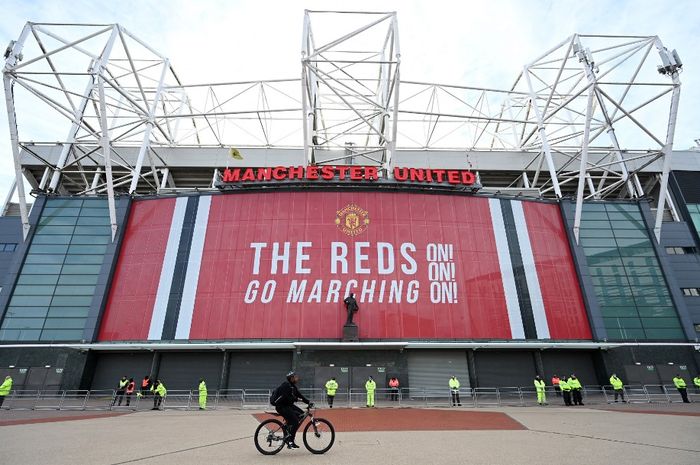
[[541, 351, 597, 386], [227, 351, 293, 390], [91, 353, 153, 390], [407, 350, 470, 391], [475, 351, 536, 387], [158, 352, 224, 390]]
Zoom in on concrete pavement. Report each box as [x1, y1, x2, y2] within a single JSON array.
[[1, 407, 698, 465]]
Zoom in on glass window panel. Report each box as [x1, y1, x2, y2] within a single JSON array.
[[20, 264, 62, 274], [0, 329, 41, 341], [627, 275, 662, 286], [603, 317, 643, 329], [637, 307, 677, 318], [24, 254, 65, 265], [60, 264, 102, 275], [47, 307, 90, 318], [53, 285, 95, 296], [605, 203, 640, 213], [8, 295, 53, 306], [634, 295, 672, 306], [31, 235, 71, 245], [613, 229, 649, 239], [617, 238, 652, 248], [582, 203, 608, 211], [579, 229, 613, 238], [42, 318, 87, 329], [17, 274, 59, 285], [621, 256, 658, 267], [606, 211, 643, 221], [586, 255, 623, 267], [581, 211, 609, 220], [70, 235, 110, 245], [41, 207, 81, 217], [64, 254, 104, 265], [579, 220, 612, 230], [594, 286, 633, 298], [596, 296, 637, 306], [590, 276, 630, 287], [50, 295, 93, 306], [76, 216, 110, 226], [4, 307, 50, 318], [46, 199, 83, 208], [40, 329, 84, 341], [57, 274, 99, 286], [34, 225, 75, 235], [625, 266, 663, 277], [583, 247, 620, 258], [81, 199, 108, 208], [28, 244, 69, 254], [1, 318, 45, 329], [581, 237, 618, 248], [605, 328, 624, 339], [618, 247, 656, 257], [588, 265, 626, 276], [598, 306, 638, 317], [607, 327, 646, 340], [609, 219, 645, 230], [67, 244, 107, 255], [631, 286, 670, 297], [78, 208, 109, 217], [643, 328, 685, 340], [73, 225, 111, 236], [640, 317, 682, 329], [38, 216, 78, 226], [12, 285, 56, 295]]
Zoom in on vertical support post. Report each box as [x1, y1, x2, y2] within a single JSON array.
[[97, 76, 118, 241], [573, 85, 596, 243], [128, 58, 169, 194], [386, 14, 400, 178], [301, 11, 312, 166], [218, 350, 229, 391], [523, 68, 562, 198]]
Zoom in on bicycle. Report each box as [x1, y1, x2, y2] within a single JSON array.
[[254, 405, 335, 455]]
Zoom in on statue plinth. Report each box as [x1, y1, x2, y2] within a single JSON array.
[[342, 323, 358, 342]]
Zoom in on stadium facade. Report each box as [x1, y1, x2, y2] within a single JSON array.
[[0, 13, 699, 394]]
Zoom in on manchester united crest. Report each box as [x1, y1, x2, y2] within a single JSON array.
[[335, 204, 370, 236]]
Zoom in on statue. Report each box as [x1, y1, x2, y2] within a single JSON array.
[[343, 293, 359, 325]]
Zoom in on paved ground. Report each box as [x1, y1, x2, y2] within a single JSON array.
[[1, 406, 699, 465]]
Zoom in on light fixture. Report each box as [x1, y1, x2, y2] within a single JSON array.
[[366, 363, 372, 367], [44, 365, 51, 368], [329, 364, 335, 367], [8, 365, 15, 368], [634, 362, 641, 366], [667, 362, 674, 365]]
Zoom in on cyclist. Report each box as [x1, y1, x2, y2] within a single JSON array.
[[271, 371, 313, 449]]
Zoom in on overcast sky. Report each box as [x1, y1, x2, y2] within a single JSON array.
[[1, 0, 698, 201]]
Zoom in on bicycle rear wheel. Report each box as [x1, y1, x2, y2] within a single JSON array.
[[254, 418, 286, 455], [303, 418, 335, 454]]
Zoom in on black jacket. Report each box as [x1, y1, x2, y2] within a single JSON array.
[[344, 296, 359, 311], [273, 381, 310, 407]]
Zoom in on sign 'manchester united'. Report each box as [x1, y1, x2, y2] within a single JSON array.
[[221, 166, 477, 185]]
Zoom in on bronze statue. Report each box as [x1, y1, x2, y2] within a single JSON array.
[[343, 293, 359, 325]]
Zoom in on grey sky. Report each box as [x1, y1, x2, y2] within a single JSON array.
[[1, 0, 698, 200]]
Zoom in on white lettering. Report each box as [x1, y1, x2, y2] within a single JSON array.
[[400, 243, 417, 275], [308, 279, 323, 303], [244, 280, 259, 303], [377, 242, 395, 275], [260, 280, 276, 303], [250, 243, 267, 275], [407, 280, 420, 303], [355, 242, 370, 274], [360, 279, 376, 303], [287, 280, 307, 303], [271, 242, 290, 274], [326, 280, 342, 303], [296, 242, 312, 274], [331, 242, 348, 274]]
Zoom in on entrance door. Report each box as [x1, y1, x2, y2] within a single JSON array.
[[655, 363, 690, 386], [25, 367, 49, 391], [314, 366, 350, 392], [350, 366, 386, 390], [623, 364, 661, 385]]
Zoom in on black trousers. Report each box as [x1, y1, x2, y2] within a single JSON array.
[[276, 404, 304, 441], [562, 390, 572, 406], [0, 395, 5, 407], [153, 393, 163, 409], [327, 394, 334, 407], [125, 393, 133, 406], [572, 389, 583, 405], [554, 385, 561, 397], [390, 388, 399, 401], [613, 389, 625, 401], [113, 389, 125, 406], [451, 390, 461, 406], [677, 388, 690, 403]]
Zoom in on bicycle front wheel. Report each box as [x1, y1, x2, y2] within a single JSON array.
[[254, 418, 286, 455], [303, 418, 335, 454]]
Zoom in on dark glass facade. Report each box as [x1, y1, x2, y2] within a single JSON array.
[[579, 203, 685, 340], [0, 198, 111, 341]]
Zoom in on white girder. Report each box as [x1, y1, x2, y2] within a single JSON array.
[[2, 18, 684, 242]]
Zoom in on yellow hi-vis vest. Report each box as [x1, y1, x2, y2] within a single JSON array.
[[449, 378, 460, 390], [365, 380, 376, 392], [559, 379, 571, 391], [325, 379, 338, 396], [610, 376, 623, 390], [534, 379, 545, 391]]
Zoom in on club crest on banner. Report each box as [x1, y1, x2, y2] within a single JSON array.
[[335, 204, 370, 236]]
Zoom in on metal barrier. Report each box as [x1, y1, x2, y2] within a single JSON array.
[[2, 383, 698, 411]]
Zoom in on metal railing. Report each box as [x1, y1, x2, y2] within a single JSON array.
[[1, 384, 698, 411]]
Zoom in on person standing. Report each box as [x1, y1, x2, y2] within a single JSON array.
[[449, 375, 461, 407], [559, 376, 572, 406], [673, 374, 690, 403], [534, 376, 547, 406], [693, 374, 700, 392], [389, 377, 400, 401], [151, 380, 167, 410], [551, 374, 561, 397], [0, 375, 12, 408], [324, 377, 338, 408], [139, 375, 151, 399], [609, 373, 626, 402], [365, 376, 376, 408], [569, 375, 584, 406], [198, 378, 207, 410], [125, 378, 135, 407], [113, 375, 128, 406]]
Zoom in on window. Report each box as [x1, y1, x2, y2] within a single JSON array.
[[665, 246, 697, 255], [681, 288, 700, 296], [0, 243, 17, 252]]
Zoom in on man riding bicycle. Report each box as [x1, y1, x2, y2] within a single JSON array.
[[271, 371, 313, 449]]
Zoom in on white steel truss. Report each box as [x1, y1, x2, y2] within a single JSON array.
[[2, 17, 683, 243]]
